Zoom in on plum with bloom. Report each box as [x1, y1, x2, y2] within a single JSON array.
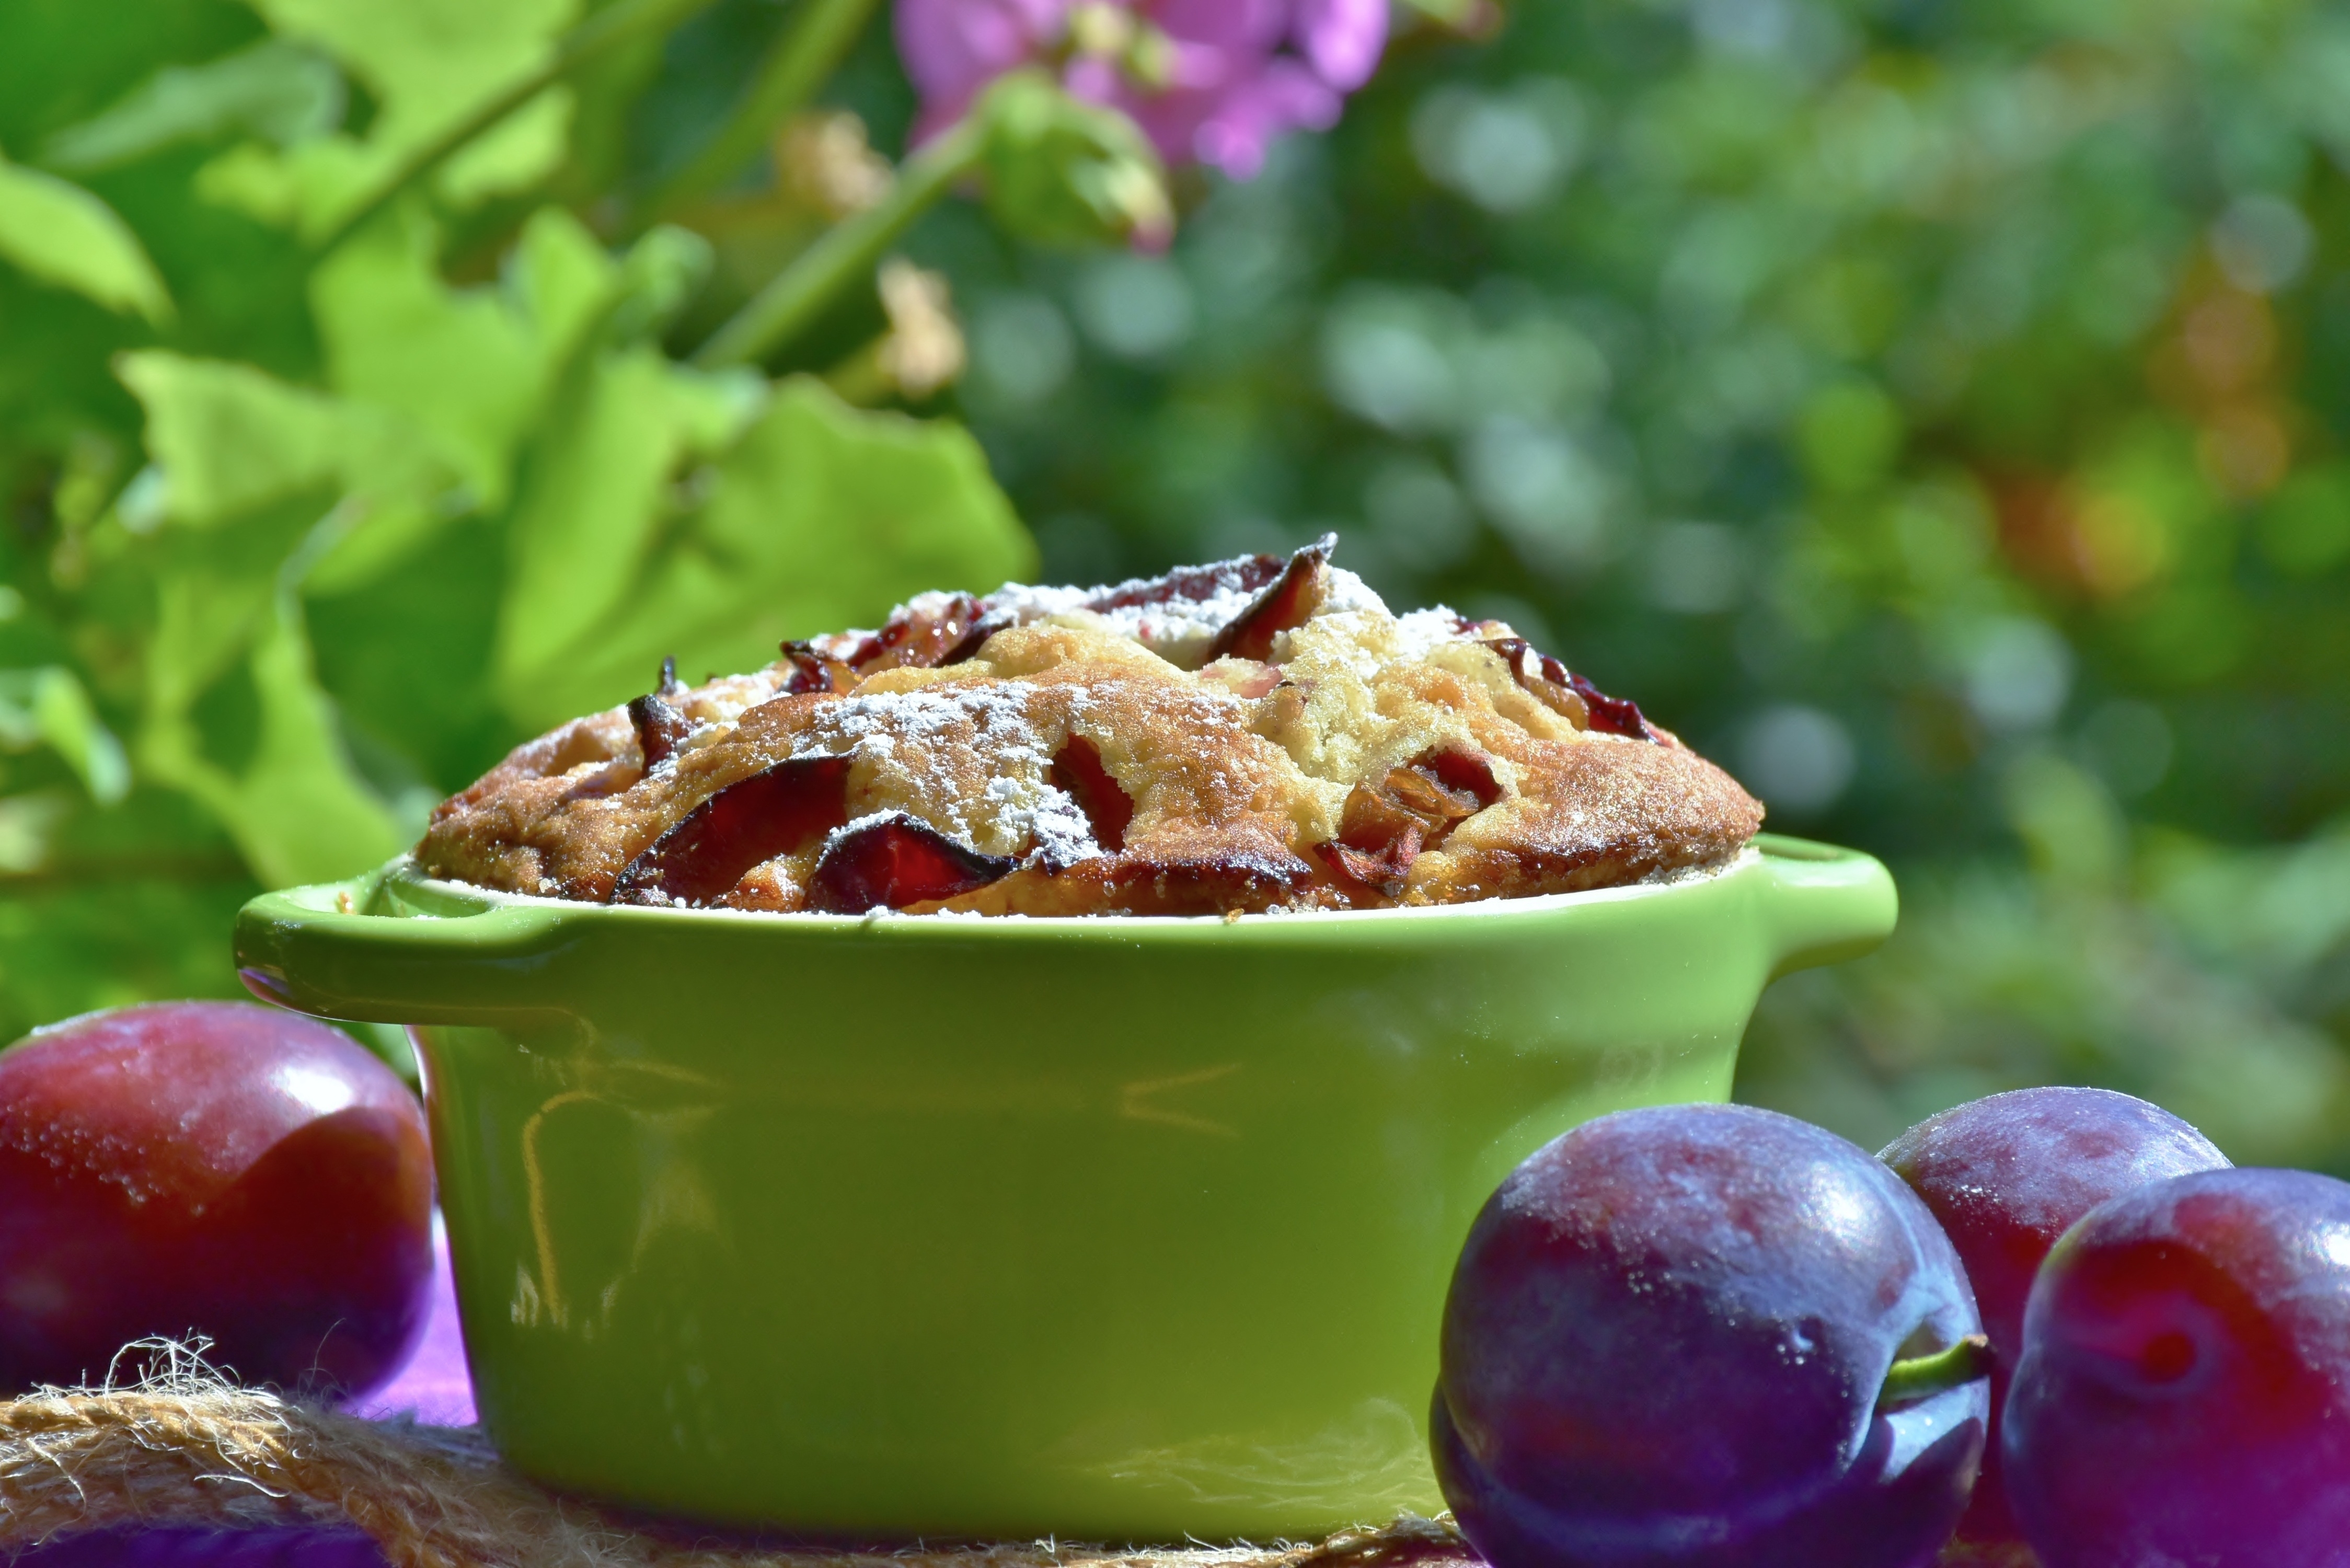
[[0, 1002, 434, 1399], [2005, 1167, 2350, 1567], [1880, 1087, 2229, 1544], [1433, 1104, 1989, 1568]]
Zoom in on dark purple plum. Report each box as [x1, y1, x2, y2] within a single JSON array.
[[1880, 1087, 2229, 1542], [2004, 1168, 2350, 1567], [1434, 1104, 1989, 1568], [0, 1002, 433, 1399]]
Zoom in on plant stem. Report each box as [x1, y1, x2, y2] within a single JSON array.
[[1876, 1333, 1992, 1410], [639, 0, 886, 225], [312, 0, 720, 257], [690, 112, 987, 370]]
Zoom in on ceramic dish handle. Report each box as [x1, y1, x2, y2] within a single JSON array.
[[235, 871, 570, 1025], [1753, 834, 1899, 979]]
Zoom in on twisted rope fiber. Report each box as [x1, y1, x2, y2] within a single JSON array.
[[0, 1369, 1472, 1568]]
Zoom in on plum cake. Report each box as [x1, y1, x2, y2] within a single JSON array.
[[417, 537, 1764, 916]]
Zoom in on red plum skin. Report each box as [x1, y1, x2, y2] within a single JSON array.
[[0, 1002, 433, 1398], [2005, 1167, 2350, 1567], [1880, 1086, 2229, 1541]]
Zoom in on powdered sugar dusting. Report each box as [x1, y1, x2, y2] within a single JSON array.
[[1319, 567, 1390, 618], [790, 685, 1035, 751], [1092, 591, 1259, 660], [768, 543, 1483, 871], [995, 774, 1099, 869], [975, 580, 1094, 622], [788, 684, 1102, 869], [981, 556, 1276, 664], [1392, 606, 1471, 662], [878, 547, 1401, 669]]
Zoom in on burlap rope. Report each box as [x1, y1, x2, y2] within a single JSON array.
[[0, 1351, 1474, 1568]]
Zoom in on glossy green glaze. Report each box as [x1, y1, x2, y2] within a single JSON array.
[[235, 835, 1894, 1540]]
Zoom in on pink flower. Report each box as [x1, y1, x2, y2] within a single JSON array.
[[894, 0, 1387, 179]]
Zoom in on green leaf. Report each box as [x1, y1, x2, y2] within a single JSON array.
[[233, 590, 410, 882], [119, 207, 714, 661], [0, 878, 259, 1047], [608, 222, 716, 341], [510, 202, 629, 358], [0, 793, 76, 878], [203, 0, 580, 236], [439, 89, 576, 209], [140, 535, 407, 889], [495, 376, 1036, 729], [0, 667, 131, 804], [119, 352, 378, 525], [145, 551, 280, 724], [303, 207, 710, 529], [308, 208, 548, 509], [115, 351, 457, 593], [493, 348, 763, 717], [0, 152, 172, 322], [113, 353, 434, 884], [40, 38, 345, 174]]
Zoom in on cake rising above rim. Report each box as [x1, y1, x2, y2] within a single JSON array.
[[417, 537, 1764, 917]]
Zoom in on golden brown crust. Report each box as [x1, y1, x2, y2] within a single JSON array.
[[417, 547, 1762, 916]]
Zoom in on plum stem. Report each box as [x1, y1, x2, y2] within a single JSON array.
[[1877, 1333, 1992, 1409]]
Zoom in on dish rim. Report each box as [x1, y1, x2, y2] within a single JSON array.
[[357, 838, 1850, 935]]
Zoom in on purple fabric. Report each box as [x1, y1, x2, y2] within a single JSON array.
[[344, 1215, 475, 1427], [22, 1219, 473, 1565], [894, 0, 1387, 177], [16, 1528, 389, 1566]]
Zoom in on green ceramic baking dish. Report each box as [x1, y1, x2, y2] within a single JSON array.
[[233, 834, 1894, 1541]]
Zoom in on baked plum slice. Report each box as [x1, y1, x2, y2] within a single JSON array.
[[1404, 744, 1502, 812], [1205, 535, 1334, 662], [837, 592, 1002, 675], [625, 656, 696, 769], [807, 814, 1016, 913], [627, 698, 693, 770], [1082, 553, 1288, 613], [1049, 736, 1135, 852], [612, 756, 852, 906], [1321, 745, 1504, 901], [780, 640, 858, 695], [1482, 635, 1659, 742], [780, 594, 1007, 694], [1099, 843, 1318, 915], [1321, 833, 1422, 900]]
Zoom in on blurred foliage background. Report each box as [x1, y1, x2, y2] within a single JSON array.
[[2, 0, 2347, 1167]]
